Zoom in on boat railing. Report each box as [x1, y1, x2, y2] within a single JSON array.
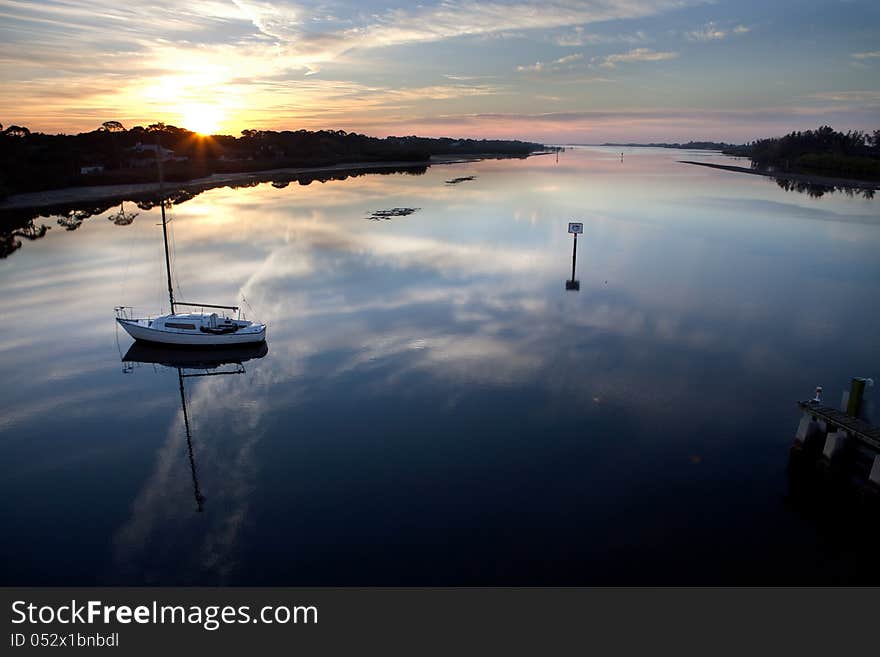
[[114, 306, 133, 320], [115, 306, 154, 321]]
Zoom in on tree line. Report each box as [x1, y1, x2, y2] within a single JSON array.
[[0, 122, 543, 199], [723, 126, 880, 180], [601, 141, 738, 150]]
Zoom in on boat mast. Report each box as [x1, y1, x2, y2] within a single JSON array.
[[154, 131, 175, 313], [177, 368, 206, 512]]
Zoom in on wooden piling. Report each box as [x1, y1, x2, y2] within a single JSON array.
[[846, 377, 867, 417], [870, 456, 880, 488]]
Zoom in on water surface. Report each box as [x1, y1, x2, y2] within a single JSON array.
[[2, 147, 878, 584]]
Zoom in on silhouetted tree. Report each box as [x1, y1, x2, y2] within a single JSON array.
[[3, 125, 30, 138], [731, 125, 879, 179]]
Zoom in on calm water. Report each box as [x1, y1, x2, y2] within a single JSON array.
[[1, 147, 878, 585]]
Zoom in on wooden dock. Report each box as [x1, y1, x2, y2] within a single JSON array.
[[793, 380, 880, 493], [797, 401, 880, 451]]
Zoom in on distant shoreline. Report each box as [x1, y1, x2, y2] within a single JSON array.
[[679, 160, 880, 190], [0, 155, 509, 212]]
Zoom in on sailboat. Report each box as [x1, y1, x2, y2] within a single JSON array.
[[116, 135, 266, 346]]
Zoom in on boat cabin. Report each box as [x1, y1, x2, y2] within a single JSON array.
[[152, 313, 243, 334]]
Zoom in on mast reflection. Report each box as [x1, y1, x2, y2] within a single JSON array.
[[122, 342, 269, 512]]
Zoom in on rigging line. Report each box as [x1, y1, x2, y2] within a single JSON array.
[[117, 215, 138, 303], [157, 218, 166, 315], [167, 203, 182, 301], [153, 217, 164, 314], [161, 201, 177, 313], [240, 293, 262, 324], [167, 203, 186, 304], [166, 203, 175, 283]]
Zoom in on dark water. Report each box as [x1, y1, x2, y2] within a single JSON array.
[[1, 147, 878, 585]]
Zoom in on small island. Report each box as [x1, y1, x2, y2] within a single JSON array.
[[602, 127, 880, 189], [601, 141, 739, 150]]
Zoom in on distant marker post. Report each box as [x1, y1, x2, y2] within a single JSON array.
[[566, 222, 583, 291]]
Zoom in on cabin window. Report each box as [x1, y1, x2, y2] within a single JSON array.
[[166, 322, 196, 330]]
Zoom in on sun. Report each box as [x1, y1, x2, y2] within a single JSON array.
[[180, 103, 224, 136]]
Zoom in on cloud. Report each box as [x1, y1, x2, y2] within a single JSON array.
[[3, 0, 873, 141], [598, 48, 679, 68], [686, 21, 751, 41], [443, 73, 497, 81], [553, 26, 648, 46], [0, 0, 709, 132], [231, 0, 706, 64], [556, 53, 584, 64], [801, 90, 880, 103], [686, 22, 727, 41], [517, 52, 583, 73], [339, 97, 880, 142]]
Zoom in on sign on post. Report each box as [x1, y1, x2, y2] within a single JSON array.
[[566, 221, 581, 291]]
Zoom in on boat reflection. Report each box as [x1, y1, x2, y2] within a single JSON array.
[[121, 341, 269, 511], [122, 341, 268, 371]]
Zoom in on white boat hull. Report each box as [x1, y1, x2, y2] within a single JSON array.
[[117, 318, 266, 346]]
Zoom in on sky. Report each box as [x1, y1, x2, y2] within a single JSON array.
[[0, 0, 878, 142]]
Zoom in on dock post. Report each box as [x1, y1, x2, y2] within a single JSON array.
[[870, 456, 880, 487], [794, 413, 822, 445], [822, 430, 849, 461], [846, 377, 867, 417]]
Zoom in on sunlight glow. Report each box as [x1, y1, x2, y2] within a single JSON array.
[[180, 103, 224, 136], [1, 1, 876, 141]]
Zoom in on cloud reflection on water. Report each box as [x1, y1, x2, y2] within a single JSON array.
[[2, 148, 879, 584]]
